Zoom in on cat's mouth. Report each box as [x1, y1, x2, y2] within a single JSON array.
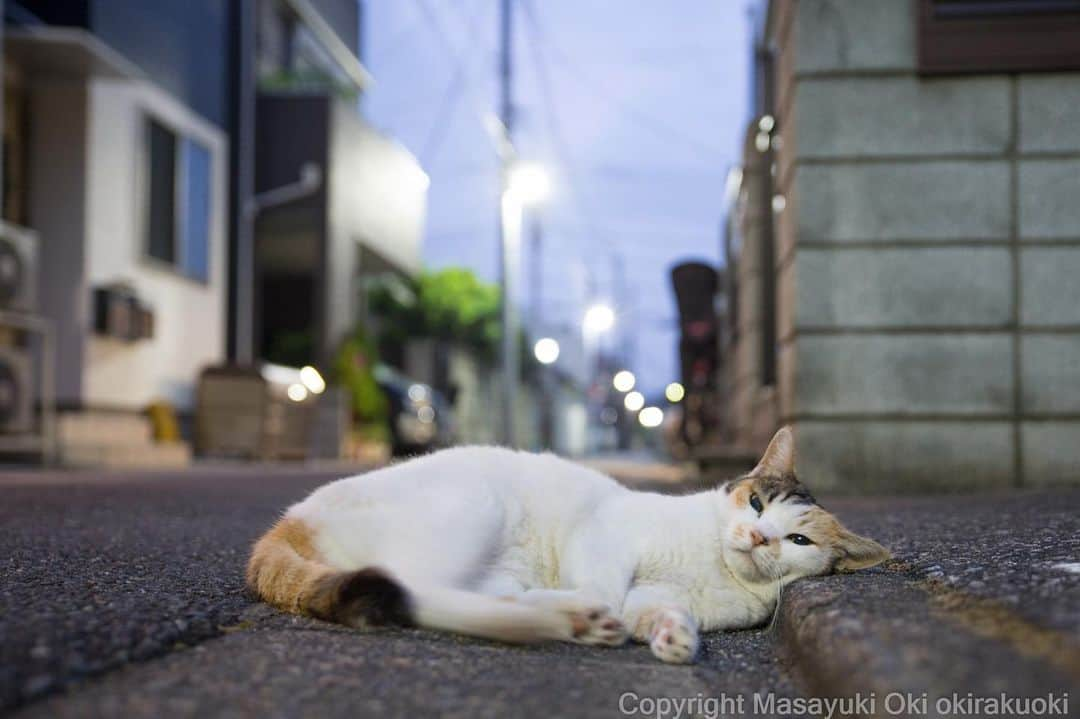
[[744, 546, 782, 579]]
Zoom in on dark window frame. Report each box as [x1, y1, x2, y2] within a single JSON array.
[[141, 113, 213, 285], [145, 118, 178, 267], [917, 0, 1080, 74]]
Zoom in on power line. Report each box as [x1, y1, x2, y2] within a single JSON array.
[[516, 3, 725, 159], [410, 0, 499, 163], [518, 0, 613, 260], [370, 5, 429, 67], [416, 0, 489, 166]]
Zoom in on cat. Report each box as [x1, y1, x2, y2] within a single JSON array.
[[247, 426, 889, 663]]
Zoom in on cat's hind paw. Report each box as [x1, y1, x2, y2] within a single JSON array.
[[567, 605, 629, 647], [649, 610, 698, 664]]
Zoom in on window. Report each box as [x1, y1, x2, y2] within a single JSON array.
[[181, 139, 211, 282], [146, 120, 176, 265], [144, 117, 211, 282], [918, 0, 1080, 74]]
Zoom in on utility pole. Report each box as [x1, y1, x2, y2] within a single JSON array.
[[0, 0, 6, 214], [497, 0, 519, 447], [230, 0, 256, 365], [611, 251, 629, 365], [529, 215, 543, 329], [529, 215, 555, 449]]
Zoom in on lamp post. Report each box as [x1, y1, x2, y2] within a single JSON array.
[[533, 336, 559, 450], [498, 163, 551, 447]]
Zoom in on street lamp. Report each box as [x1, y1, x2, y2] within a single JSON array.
[[639, 406, 664, 428], [498, 162, 551, 447], [613, 370, 636, 393], [624, 391, 645, 412], [533, 337, 560, 365], [665, 381, 685, 403], [507, 163, 551, 206], [583, 303, 615, 335]]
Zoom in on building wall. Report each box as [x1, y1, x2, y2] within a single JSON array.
[[766, 0, 1080, 490], [28, 81, 89, 406], [726, 130, 778, 452], [82, 78, 228, 410], [20, 0, 231, 127], [327, 98, 425, 352], [92, 0, 230, 127]]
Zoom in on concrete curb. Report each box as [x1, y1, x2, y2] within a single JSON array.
[[777, 563, 1079, 717]]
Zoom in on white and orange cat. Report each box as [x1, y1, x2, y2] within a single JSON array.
[[247, 427, 888, 664]]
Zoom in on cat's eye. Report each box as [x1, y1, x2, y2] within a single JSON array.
[[749, 493, 764, 514], [787, 534, 813, 546]]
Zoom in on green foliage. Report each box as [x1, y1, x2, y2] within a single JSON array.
[[369, 268, 502, 361], [258, 69, 359, 102], [333, 326, 389, 425]]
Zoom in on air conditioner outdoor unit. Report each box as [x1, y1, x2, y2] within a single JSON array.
[[0, 224, 38, 314], [0, 345, 32, 433]]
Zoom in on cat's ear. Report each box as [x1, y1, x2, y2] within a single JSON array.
[[833, 529, 890, 572], [750, 426, 796, 477]]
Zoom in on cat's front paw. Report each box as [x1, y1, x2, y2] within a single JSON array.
[[649, 610, 698, 664], [566, 605, 629, 647]]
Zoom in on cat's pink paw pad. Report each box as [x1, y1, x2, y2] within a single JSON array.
[[649, 614, 698, 664], [567, 605, 629, 646]]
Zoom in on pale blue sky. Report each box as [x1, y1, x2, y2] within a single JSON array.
[[362, 1, 753, 394]]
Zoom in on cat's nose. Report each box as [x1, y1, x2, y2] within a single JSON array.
[[749, 529, 767, 547]]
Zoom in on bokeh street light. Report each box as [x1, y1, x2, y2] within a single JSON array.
[[639, 406, 664, 428], [583, 303, 615, 334], [533, 337, 560, 365], [612, 370, 636, 393], [624, 391, 645, 412], [287, 383, 308, 402], [507, 163, 551, 206], [665, 381, 685, 403]]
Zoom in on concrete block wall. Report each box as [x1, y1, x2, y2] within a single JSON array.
[[773, 0, 1080, 490]]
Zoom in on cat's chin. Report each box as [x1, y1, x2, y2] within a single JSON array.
[[724, 546, 775, 585]]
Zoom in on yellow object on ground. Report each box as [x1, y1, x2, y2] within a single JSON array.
[[146, 401, 181, 443]]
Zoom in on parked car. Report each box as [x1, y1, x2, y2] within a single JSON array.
[[374, 364, 454, 456]]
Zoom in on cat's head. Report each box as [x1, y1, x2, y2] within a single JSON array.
[[719, 426, 889, 586]]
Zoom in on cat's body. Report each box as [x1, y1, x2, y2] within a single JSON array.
[[248, 428, 888, 663]]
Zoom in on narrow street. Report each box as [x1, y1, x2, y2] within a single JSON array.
[[2, 466, 1077, 717]]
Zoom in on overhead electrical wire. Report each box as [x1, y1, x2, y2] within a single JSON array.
[[517, 1, 725, 159]]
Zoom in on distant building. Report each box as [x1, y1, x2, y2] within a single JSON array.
[[4, 0, 233, 467], [1, 0, 425, 465], [722, 0, 1080, 490], [245, 0, 426, 369]]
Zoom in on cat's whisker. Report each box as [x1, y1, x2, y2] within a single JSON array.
[[757, 554, 783, 633], [768, 568, 783, 632]]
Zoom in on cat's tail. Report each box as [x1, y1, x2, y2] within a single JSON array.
[[245, 517, 412, 626], [407, 585, 577, 643], [246, 518, 575, 642]]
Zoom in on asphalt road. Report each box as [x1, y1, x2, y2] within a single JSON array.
[[0, 466, 802, 718], [2, 466, 1078, 718]]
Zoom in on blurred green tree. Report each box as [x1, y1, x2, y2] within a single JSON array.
[[369, 268, 501, 361], [333, 325, 389, 428]]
